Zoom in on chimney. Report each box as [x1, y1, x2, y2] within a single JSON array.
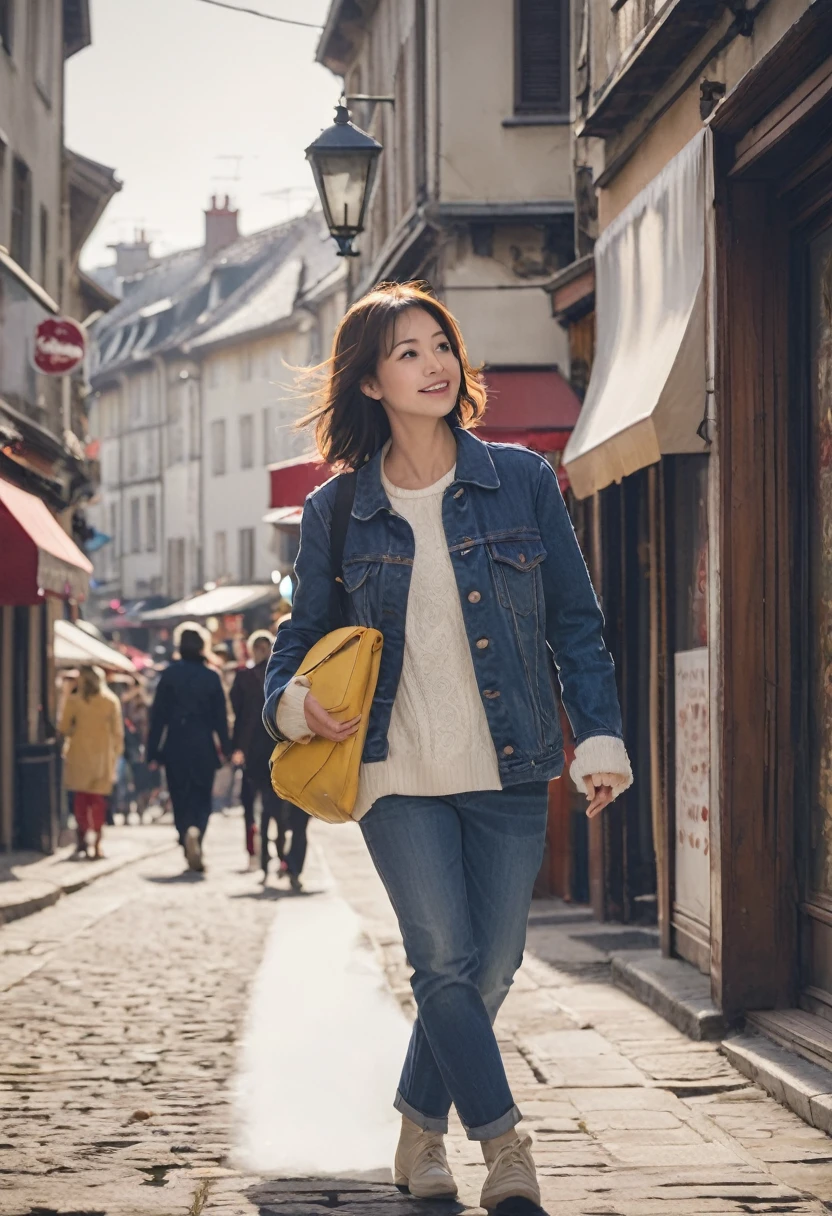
[[204, 194, 239, 258], [108, 229, 152, 279]]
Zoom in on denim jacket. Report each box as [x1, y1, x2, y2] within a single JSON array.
[[263, 427, 624, 788]]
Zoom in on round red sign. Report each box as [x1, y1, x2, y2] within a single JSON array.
[[33, 316, 86, 376]]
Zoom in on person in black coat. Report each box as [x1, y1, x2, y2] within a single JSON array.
[[230, 629, 308, 890], [230, 632, 283, 868], [147, 626, 230, 872]]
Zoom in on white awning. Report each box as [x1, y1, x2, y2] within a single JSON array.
[[263, 506, 304, 527], [140, 584, 278, 622], [563, 130, 709, 500], [54, 619, 138, 675]]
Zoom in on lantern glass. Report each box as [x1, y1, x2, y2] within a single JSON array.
[[309, 150, 379, 237]]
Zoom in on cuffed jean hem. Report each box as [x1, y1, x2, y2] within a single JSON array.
[[394, 1092, 523, 1142], [394, 1091, 448, 1135], [460, 1102, 523, 1142]]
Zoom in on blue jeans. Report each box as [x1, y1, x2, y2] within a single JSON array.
[[359, 782, 549, 1140]]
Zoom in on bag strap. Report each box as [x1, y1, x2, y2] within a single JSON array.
[[329, 471, 357, 627]]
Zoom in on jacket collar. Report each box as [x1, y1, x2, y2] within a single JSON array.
[[351, 426, 500, 521]]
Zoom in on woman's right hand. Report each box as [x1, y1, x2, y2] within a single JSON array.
[[303, 692, 361, 743]]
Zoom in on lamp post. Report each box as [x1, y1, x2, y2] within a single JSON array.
[[305, 104, 383, 258]]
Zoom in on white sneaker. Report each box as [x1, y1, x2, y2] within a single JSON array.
[[394, 1115, 458, 1200], [480, 1132, 540, 1211], [184, 826, 203, 872]]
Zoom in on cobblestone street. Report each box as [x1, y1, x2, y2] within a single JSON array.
[[2, 811, 832, 1215]]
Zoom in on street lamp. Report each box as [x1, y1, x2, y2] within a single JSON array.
[[305, 104, 383, 258]]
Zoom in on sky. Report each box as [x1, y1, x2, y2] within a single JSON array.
[[66, 0, 338, 270]]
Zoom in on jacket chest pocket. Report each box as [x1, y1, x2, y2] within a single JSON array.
[[341, 558, 383, 623], [488, 536, 547, 618]]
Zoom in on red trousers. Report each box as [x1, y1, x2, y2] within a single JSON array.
[[73, 792, 107, 833]]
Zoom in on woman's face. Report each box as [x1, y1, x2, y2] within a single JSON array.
[[361, 306, 462, 422]]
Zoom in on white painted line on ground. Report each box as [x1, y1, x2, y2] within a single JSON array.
[[232, 880, 411, 1177]]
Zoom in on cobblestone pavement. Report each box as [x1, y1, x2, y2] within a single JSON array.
[[2, 811, 832, 1215]]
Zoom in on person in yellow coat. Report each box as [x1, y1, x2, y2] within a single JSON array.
[[59, 665, 124, 858]]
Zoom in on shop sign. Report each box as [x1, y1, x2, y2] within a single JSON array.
[[674, 647, 711, 927], [33, 317, 86, 376]]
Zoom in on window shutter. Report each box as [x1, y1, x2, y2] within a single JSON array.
[[516, 0, 568, 114]]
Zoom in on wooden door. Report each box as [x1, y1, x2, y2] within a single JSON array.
[[799, 218, 832, 1018]]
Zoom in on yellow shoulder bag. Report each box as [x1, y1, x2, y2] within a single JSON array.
[[269, 472, 383, 823]]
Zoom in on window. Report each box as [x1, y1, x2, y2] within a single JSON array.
[[240, 348, 252, 381], [167, 538, 185, 600], [127, 436, 138, 479], [144, 429, 156, 477], [38, 205, 48, 286], [167, 389, 183, 466], [0, 2, 14, 56], [109, 502, 118, 560], [129, 375, 148, 426], [10, 157, 31, 272], [239, 413, 254, 469], [145, 496, 157, 553], [514, 0, 569, 116], [239, 527, 255, 583], [130, 498, 141, 554], [211, 419, 226, 476], [32, 0, 55, 102], [214, 530, 227, 578], [188, 383, 200, 458], [262, 406, 272, 464], [208, 359, 219, 389]]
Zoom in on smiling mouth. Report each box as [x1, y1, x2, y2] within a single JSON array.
[[419, 381, 450, 394]]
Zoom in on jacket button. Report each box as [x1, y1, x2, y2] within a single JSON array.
[[468, 591, 481, 603], [484, 690, 501, 699], [503, 745, 515, 756], [476, 638, 489, 650], [518, 554, 526, 564], [454, 488, 465, 499]]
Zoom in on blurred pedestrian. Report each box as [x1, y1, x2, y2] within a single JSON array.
[[230, 632, 273, 867], [147, 623, 230, 872], [231, 629, 307, 890], [59, 665, 124, 859], [122, 689, 161, 821]]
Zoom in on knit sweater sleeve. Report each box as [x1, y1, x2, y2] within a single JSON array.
[[570, 735, 633, 799], [274, 676, 313, 744]]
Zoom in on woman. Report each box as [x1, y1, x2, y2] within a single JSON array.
[[147, 624, 230, 873], [60, 665, 124, 859], [264, 282, 632, 1211]]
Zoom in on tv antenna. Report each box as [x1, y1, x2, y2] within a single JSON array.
[[262, 185, 317, 221]]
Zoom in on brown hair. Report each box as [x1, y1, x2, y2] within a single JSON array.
[[78, 665, 102, 700], [299, 281, 487, 469], [247, 629, 274, 654]]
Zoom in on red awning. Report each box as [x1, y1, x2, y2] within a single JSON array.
[[269, 451, 335, 510], [478, 368, 581, 454], [0, 478, 93, 605]]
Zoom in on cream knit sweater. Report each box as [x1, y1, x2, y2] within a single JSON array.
[[276, 458, 632, 820]]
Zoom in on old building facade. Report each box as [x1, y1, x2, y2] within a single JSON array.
[[0, 1, 120, 852], [556, 0, 832, 1080], [314, 0, 578, 432], [87, 206, 342, 615]]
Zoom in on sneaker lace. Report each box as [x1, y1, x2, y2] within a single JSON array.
[[414, 1134, 450, 1173], [493, 1135, 533, 1176]]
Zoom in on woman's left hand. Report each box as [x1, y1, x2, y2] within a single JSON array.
[[583, 773, 619, 818]]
